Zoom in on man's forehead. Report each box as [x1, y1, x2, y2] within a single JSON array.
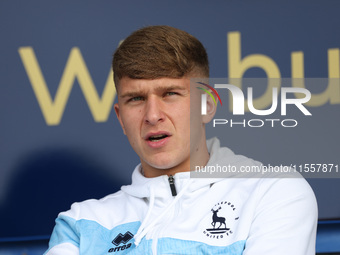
[[117, 77, 190, 95]]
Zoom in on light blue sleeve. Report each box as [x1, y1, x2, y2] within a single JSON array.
[[44, 215, 80, 254]]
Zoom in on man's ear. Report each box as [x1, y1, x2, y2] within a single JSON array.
[[114, 103, 126, 135], [202, 91, 217, 124]]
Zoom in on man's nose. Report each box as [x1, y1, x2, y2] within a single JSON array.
[[144, 96, 165, 125]]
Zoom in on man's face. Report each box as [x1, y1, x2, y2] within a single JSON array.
[[114, 77, 206, 177]]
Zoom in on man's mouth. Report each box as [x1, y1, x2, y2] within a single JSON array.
[[148, 134, 169, 142], [145, 132, 171, 142]]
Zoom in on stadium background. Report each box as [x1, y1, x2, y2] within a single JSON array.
[[0, 0, 339, 253]]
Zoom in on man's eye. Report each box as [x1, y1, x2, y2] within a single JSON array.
[[165, 92, 178, 96], [129, 96, 144, 102]]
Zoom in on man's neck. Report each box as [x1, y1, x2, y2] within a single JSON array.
[[141, 147, 210, 178], [141, 161, 190, 178]]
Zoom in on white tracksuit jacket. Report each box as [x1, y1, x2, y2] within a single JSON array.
[[44, 138, 318, 255]]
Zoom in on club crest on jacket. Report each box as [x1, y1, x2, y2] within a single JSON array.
[[203, 201, 240, 239]]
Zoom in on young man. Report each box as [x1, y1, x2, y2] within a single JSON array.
[[44, 26, 317, 254]]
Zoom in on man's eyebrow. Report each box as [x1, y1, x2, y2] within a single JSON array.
[[119, 85, 187, 98], [119, 91, 146, 99], [154, 85, 187, 93]]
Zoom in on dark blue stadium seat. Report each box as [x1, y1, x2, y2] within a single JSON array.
[[0, 236, 48, 255], [316, 220, 340, 254]]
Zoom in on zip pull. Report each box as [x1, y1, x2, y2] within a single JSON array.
[[168, 175, 177, 196]]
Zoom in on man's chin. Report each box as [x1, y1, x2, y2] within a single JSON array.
[[140, 152, 190, 174], [143, 158, 181, 171], [148, 162, 176, 170]]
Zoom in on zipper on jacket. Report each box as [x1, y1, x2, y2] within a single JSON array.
[[168, 175, 177, 196]]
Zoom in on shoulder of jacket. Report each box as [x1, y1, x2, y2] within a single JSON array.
[[59, 190, 126, 220]]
